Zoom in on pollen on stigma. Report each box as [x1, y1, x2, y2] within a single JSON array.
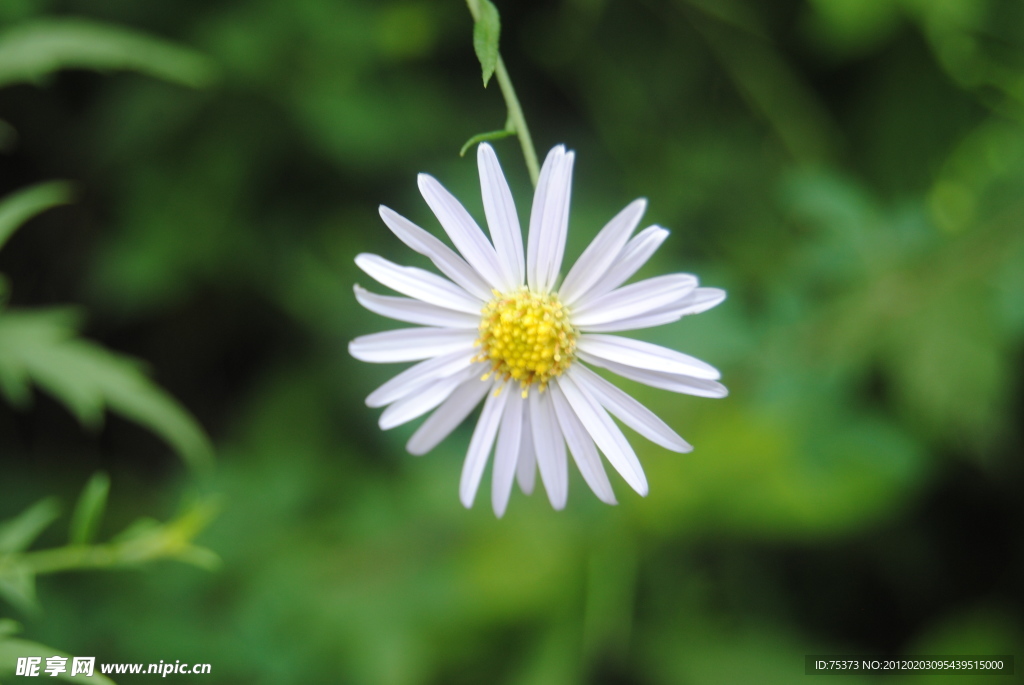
[[475, 287, 578, 397]]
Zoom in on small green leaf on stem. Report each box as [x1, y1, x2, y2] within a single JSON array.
[[68, 472, 109, 546], [471, 0, 501, 87], [459, 128, 515, 157], [464, 0, 538, 185]]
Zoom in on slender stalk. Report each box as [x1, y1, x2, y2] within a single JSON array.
[[14, 544, 124, 574], [2, 502, 218, 576], [466, 0, 540, 186], [494, 55, 539, 186]]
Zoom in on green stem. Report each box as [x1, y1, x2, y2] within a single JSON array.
[[2, 503, 218, 576], [14, 544, 125, 575], [494, 55, 539, 186], [466, 0, 540, 186]]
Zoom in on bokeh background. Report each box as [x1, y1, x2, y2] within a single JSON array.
[[1, 0, 1022, 683]]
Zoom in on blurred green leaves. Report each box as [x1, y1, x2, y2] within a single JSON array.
[[0, 18, 217, 89], [0, 499, 59, 556], [0, 182, 73, 255], [68, 472, 109, 546], [0, 479, 218, 615], [0, 9, 218, 684], [0, 182, 73, 304], [783, 166, 1024, 449], [0, 183, 213, 471], [0, 500, 55, 613], [0, 630, 118, 683], [0, 310, 213, 472]]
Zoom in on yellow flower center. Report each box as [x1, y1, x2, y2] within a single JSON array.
[[476, 288, 577, 397]]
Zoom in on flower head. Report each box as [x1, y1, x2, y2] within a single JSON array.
[[350, 143, 726, 516]]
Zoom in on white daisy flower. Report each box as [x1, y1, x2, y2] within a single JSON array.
[[350, 143, 726, 516]]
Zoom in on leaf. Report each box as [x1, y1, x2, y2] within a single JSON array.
[[0, 562, 36, 614], [0, 18, 217, 89], [471, 0, 501, 87], [0, 182, 74, 254], [173, 545, 221, 571], [0, 498, 59, 554], [0, 309, 213, 472], [108, 517, 161, 545], [105, 499, 220, 569], [68, 473, 109, 546], [459, 128, 515, 157], [0, 637, 117, 683]]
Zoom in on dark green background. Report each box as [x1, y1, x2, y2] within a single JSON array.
[[1, 0, 1022, 682]]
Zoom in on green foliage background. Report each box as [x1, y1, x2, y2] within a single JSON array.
[[1, 0, 1022, 682]]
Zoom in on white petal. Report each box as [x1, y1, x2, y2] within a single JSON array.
[[577, 334, 720, 380], [559, 198, 646, 306], [527, 146, 574, 292], [354, 285, 480, 328], [379, 365, 482, 430], [526, 146, 561, 291], [529, 389, 568, 509], [578, 287, 726, 333], [516, 406, 537, 495], [570, 365, 691, 452], [379, 206, 493, 301], [418, 173, 504, 290], [578, 226, 669, 304], [349, 328, 477, 363], [578, 352, 729, 398], [549, 382, 617, 505], [459, 385, 509, 508], [366, 350, 474, 408], [576, 309, 683, 333], [407, 377, 493, 455], [672, 287, 727, 316], [478, 143, 524, 290], [571, 274, 698, 328], [491, 390, 524, 517], [355, 253, 481, 314], [555, 373, 648, 496]]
